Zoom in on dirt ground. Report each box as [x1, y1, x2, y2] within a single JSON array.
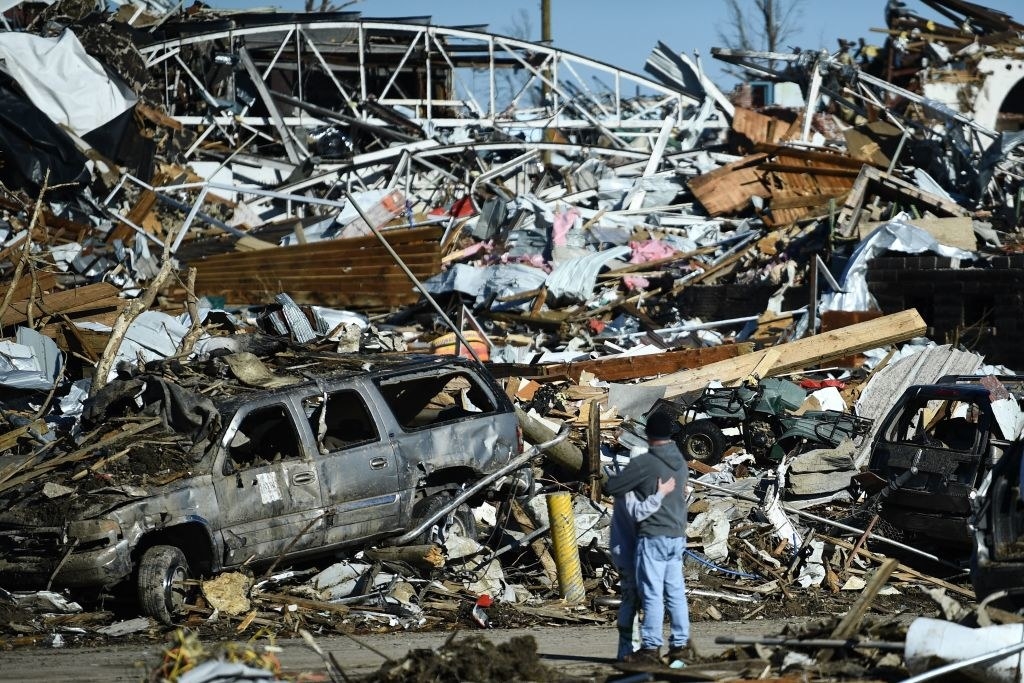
[[0, 617, 878, 682], [0, 580, 948, 682]]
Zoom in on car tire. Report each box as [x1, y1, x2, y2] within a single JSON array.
[[412, 493, 477, 545], [138, 545, 191, 625], [675, 419, 726, 465]]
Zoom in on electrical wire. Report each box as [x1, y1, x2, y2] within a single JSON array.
[[683, 549, 762, 580]]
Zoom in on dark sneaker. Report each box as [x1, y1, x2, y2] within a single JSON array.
[[667, 642, 698, 665], [623, 648, 661, 665]]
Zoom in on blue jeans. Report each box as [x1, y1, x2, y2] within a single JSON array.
[[616, 568, 640, 660], [636, 535, 689, 650]]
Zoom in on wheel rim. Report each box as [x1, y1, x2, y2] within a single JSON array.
[[165, 563, 188, 614], [686, 435, 713, 460]]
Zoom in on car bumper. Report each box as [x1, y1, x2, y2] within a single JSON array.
[[0, 540, 133, 589]]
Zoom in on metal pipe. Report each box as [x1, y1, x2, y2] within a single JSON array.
[[715, 635, 904, 652], [389, 427, 569, 546], [342, 189, 486, 366]]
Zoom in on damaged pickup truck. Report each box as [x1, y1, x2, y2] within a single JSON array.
[[0, 351, 547, 623]]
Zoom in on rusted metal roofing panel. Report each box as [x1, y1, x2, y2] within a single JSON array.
[[190, 226, 443, 310]]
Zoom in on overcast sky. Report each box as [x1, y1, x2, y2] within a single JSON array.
[[208, 0, 1023, 87]]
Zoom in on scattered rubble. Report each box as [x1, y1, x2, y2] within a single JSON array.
[[0, 0, 1023, 680]]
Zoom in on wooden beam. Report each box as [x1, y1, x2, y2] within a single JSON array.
[[491, 344, 754, 382], [642, 309, 926, 398]]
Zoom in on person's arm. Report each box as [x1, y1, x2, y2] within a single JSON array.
[[623, 476, 675, 522], [604, 457, 652, 496]]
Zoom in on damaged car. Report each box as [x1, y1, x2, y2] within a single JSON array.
[[0, 351, 545, 624], [863, 375, 1024, 551], [969, 435, 1024, 610]]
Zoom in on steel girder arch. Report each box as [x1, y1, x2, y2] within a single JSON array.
[[139, 15, 728, 170]]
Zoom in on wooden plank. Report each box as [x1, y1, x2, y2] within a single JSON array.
[[0, 282, 124, 327], [753, 143, 871, 169], [532, 344, 754, 382], [192, 254, 440, 275], [642, 309, 927, 398], [0, 270, 59, 302]]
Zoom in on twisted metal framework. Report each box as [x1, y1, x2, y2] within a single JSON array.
[[139, 14, 727, 170]]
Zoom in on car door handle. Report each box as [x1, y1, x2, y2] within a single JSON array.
[[291, 470, 316, 485], [369, 457, 389, 470]]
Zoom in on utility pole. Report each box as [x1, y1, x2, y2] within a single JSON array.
[[541, 0, 552, 167]]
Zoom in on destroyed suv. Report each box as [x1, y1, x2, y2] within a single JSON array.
[[0, 352, 529, 623], [864, 375, 1024, 551]]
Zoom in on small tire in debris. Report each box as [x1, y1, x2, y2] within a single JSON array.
[[411, 493, 477, 545], [675, 419, 726, 465], [137, 545, 191, 625]]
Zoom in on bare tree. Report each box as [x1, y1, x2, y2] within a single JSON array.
[[304, 0, 360, 13], [717, 0, 805, 79], [495, 8, 544, 110]]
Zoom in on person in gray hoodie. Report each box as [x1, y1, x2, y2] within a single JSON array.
[[604, 410, 690, 665]]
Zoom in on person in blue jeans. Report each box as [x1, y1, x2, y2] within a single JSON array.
[[609, 473, 676, 661], [605, 411, 690, 666]]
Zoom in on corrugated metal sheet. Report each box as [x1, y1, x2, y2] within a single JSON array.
[[190, 226, 443, 310]]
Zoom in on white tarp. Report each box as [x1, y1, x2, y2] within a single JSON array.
[[0, 31, 136, 136], [821, 214, 975, 313]]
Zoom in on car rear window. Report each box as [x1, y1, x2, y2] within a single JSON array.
[[375, 368, 498, 430]]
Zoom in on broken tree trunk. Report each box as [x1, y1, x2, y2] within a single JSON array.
[[91, 257, 176, 395], [643, 309, 926, 398]]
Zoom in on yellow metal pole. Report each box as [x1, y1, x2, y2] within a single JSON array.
[[546, 491, 585, 602]]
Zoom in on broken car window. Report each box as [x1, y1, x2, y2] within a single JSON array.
[[303, 389, 379, 452], [375, 370, 496, 430], [885, 398, 982, 452], [227, 404, 302, 468]]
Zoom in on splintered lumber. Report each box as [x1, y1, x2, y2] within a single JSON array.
[[93, 257, 176, 394], [0, 418, 162, 494], [642, 309, 926, 398], [1, 270, 59, 303], [830, 558, 899, 640], [0, 282, 125, 328], [257, 592, 350, 616], [364, 544, 445, 569], [817, 558, 899, 663], [836, 165, 970, 238], [820, 534, 974, 599], [509, 499, 558, 583], [189, 226, 443, 309], [0, 419, 47, 452], [688, 145, 863, 227]]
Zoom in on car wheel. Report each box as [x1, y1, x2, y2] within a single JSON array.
[[412, 493, 477, 544], [138, 545, 191, 625], [675, 419, 726, 465]]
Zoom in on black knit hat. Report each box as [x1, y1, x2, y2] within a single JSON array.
[[645, 411, 674, 440]]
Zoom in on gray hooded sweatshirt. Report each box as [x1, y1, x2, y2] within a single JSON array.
[[604, 441, 688, 538]]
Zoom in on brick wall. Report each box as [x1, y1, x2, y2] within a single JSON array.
[[866, 255, 1024, 366]]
